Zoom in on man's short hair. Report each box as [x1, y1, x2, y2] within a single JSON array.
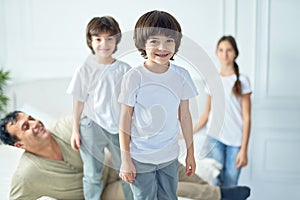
[[0, 111, 22, 145]]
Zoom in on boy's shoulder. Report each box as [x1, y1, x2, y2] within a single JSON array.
[[125, 64, 143, 73], [170, 63, 189, 76], [115, 60, 132, 69], [76, 54, 97, 72]]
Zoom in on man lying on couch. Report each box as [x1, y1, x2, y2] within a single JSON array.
[[0, 111, 250, 200]]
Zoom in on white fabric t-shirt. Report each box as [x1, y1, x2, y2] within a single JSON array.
[[67, 54, 131, 133], [118, 63, 198, 164], [207, 74, 252, 146]]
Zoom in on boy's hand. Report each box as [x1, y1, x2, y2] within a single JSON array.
[[70, 130, 81, 151], [185, 154, 196, 176], [119, 160, 136, 183]]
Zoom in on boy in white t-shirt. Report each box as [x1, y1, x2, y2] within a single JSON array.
[[194, 35, 252, 187], [118, 10, 198, 200], [67, 16, 133, 200]]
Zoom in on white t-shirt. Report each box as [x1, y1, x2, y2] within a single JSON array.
[[207, 74, 252, 146], [118, 63, 198, 164], [67, 54, 131, 133]]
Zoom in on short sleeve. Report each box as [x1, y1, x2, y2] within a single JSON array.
[[182, 70, 198, 100], [66, 65, 89, 102], [240, 75, 252, 95], [118, 69, 141, 106], [204, 85, 210, 95]]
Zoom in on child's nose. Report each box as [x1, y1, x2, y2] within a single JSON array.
[[158, 42, 166, 50], [100, 39, 108, 46]]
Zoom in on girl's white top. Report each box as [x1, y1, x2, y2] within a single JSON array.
[[207, 74, 252, 146]]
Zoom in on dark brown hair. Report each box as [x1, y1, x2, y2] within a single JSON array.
[[217, 35, 241, 96], [0, 111, 22, 145], [86, 16, 121, 54], [134, 10, 182, 60]]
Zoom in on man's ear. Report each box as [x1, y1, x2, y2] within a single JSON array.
[[14, 142, 26, 149]]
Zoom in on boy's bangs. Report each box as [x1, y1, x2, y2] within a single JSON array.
[[141, 27, 181, 39], [90, 26, 117, 36]]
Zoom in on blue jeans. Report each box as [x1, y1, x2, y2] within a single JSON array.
[[79, 116, 133, 200], [203, 136, 241, 187], [130, 159, 178, 200]]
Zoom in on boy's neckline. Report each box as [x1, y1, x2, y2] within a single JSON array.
[[98, 59, 116, 65], [143, 61, 170, 74], [94, 55, 116, 65]]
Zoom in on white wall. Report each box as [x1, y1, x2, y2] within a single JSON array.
[[2, 0, 234, 83], [0, 0, 5, 68], [1, 0, 300, 199], [249, 0, 300, 199]]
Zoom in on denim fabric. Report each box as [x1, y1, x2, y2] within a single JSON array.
[[79, 116, 133, 200], [130, 159, 178, 200], [203, 136, 241, 187]]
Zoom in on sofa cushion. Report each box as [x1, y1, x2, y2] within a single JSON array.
[[48, 116, 115, 195]]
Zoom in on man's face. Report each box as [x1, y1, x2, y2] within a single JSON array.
[[6, 113, 51, 150]]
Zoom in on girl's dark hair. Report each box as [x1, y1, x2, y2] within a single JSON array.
[[217, 35, 241, 96], [86, 16, 121, 54], [134, 10, 182, 60], [0, 111, 22, 145]]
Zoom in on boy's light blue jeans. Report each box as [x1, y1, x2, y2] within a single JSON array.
[[130, 158, 178, 200], [79, 116, 133, 200], [203, 135, 241, 187]]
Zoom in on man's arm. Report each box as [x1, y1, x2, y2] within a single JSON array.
[[10, 155, 39, 200]]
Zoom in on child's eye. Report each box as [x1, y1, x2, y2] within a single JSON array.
[[107, 37, 114, 41], [166, 39, 174, 43], [149, 40, 158, 44]]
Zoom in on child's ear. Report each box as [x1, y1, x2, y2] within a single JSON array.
[[14, 142, 26, 149]]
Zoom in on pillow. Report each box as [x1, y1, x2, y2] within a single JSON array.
[[36, 197, 57, 200], [48, 116, 112, 193], [48, 116, 73, 144], [19, 104, 55, 127], [101, 181, 125, 200]]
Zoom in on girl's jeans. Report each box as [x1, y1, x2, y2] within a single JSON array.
[[203, 135, 241, 187]]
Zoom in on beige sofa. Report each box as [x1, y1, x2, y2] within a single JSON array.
[[101, 150, 209, 200], [2, 78, 219, 199], [50, 116, 214, 200]]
